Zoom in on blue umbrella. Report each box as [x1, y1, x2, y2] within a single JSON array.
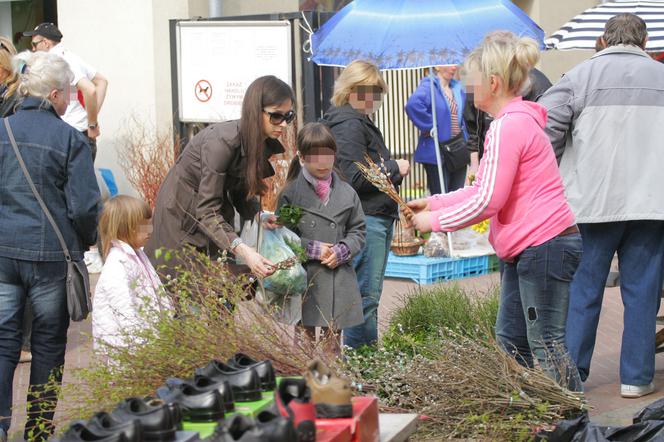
[[311, 0, 545, 69]]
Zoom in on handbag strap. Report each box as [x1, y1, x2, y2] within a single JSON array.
[[4, 118, 73, 262]]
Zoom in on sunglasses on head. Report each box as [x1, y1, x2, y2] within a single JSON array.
[[0, 42, 9, 52], [264, 109, 296, 125]]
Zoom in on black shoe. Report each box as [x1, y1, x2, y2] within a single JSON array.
[[60, 422, 127, 442], [191, 375, 235, 412], [255, 409, 297, 442], [227, 353, 277, 391], [157, 382, 226, 422], [111, 397, 177, 442], [195, 360, 262, 402], [85, 412, 142, 442], [144, 397, 183, 427], [208, 414, 262, 442]]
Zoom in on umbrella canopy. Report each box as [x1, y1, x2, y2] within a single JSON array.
[[311, 0, 545, 69], [545, 1, 664, 51]]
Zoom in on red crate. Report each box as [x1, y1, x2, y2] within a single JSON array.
[[317, 424, 352, 442], [315, 396, 379, 442]]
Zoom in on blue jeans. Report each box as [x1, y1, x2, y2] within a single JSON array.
[[343, 215, 394, 348], [423, 162, 466, 195], [496, 233, 583, 391], [566, 221, 664, 386], [0, 257, 69, 441]]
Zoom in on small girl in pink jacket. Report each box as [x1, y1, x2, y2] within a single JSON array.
[[407, 32, 582, 391], [93, 195, 163, 350]]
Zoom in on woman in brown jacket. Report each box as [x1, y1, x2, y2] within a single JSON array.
[[145, 75, 295, 280]]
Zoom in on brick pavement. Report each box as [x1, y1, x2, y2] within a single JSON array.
[[8, 271, 664, 439]]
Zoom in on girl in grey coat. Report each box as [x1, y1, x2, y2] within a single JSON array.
[[277, 123, 365, 347]]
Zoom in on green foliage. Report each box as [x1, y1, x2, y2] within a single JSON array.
[[381, 284, 499, 355], [284, 237, 307, 263], [276, 204, 303, 229]]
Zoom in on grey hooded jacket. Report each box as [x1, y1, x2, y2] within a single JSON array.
[[539, 45, 664, 223]]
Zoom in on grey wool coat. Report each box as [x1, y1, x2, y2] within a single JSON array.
[[277, 171, 366, 329]]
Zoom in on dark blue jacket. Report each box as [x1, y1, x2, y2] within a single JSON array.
[[405, 76, 468, 164], [0, 97, 100, 261]]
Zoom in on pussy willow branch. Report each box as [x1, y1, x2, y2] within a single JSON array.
[[355, 154, 414, 217]]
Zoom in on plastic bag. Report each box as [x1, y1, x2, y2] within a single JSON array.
[[423, 232, 448, 257], [261, 227, 307, 297], [423, 227, 493, 258], [634, 397, 664, 423]]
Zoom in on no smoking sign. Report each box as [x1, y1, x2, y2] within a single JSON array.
[[195, 80, 212, 102]]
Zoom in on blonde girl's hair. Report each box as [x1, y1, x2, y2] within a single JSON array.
[[330, 60, 388, 107], [0, 36, 19, 97], [463, 31, 540, 96], [99, 195, 152, 258]]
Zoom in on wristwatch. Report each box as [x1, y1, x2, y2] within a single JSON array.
[[88, 122, 99, 130], [230, 237, 244, 251]]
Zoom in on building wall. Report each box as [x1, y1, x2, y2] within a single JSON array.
[[0, 3, 12, 40], [210, 0, 298, 17], [56, 0, 207, 195], [514, 0, 600, 83]]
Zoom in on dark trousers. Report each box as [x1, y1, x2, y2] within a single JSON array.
[[423, 162, 466, 195], [566, 221, 664, 385], [496, 233, 583, 391], [0, 257, 69, 441]]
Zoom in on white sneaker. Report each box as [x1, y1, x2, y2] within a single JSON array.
[[84, 250, 103, 274], [621, 382, 655, 398]]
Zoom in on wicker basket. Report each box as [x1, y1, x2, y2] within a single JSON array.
[[390, 238, 424, 256]]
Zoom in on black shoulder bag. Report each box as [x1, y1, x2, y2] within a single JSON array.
[[4, 118, 92, 321]]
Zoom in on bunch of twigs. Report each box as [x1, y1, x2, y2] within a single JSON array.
[[342, 329, 587, 440], [355, 154, 413, 217], [270, 256, 298, 271]]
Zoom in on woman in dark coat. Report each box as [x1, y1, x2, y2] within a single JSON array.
[[322, 60, 411, 348], [146, 76, 295, 282]]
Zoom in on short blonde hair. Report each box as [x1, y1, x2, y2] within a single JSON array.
[[15, 51, 73, 99], [464, 31, 540, 96], [331, 60, 388, 107], [0, 36, 19, 97], [99, 195, 152, 258]]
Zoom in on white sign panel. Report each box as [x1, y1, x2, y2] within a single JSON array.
[[177, 20, 292, 123]]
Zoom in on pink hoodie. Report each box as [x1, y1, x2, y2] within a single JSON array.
[[428, 97, 575, 260]]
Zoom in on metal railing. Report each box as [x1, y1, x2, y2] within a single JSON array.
[[374, 68, 428, 200]]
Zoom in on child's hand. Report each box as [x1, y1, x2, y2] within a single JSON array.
[[321, 250, 339, 269], [319, 243, 333, 261]]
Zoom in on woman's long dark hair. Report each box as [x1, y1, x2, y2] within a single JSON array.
[[240, 75, 295, 199], [286, 122, 337, 182]]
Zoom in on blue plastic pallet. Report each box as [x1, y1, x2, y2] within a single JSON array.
[[385, 252, 489, 284]]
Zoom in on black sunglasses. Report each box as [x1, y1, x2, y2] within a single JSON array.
[[263, 109, 295, 125]]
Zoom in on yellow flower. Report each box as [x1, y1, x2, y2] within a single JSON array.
[[471, 219, 489, 234]]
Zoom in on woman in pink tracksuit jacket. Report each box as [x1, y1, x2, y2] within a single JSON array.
[[407, 32, 583, 391]]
